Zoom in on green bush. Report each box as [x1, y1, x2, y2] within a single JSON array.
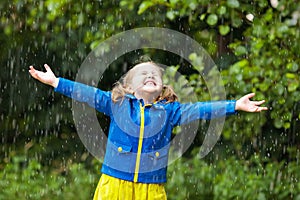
[[2, 153, 300, 199], [0, 156, 99, 200], [166, 151, 300, 200]]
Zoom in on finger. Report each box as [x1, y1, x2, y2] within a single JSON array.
[[260, 106, 268, 111], [29, 66, 36, 76], [31, 71, 40, 79], [253, 100, 266, 105], [29, 65, 35, 72], [255, 106, 268, 112], [245, 93, 255, 99], [44, 64, 51, 72], [30, 67, 44, 79], [29, 66, 42, 76]]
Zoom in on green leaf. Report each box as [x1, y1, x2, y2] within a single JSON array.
[[263, 9, 273, 22], [257, 192, 266, 200], [4, 25, 12, 35], [258, 1, 268, 8], [259, 82, 269, 92], [277, 24, 289, 34], [170, 0, 180, 6], [227, 0, 240, 8], [166, 11, 176, 20], [232, 15, 243, 27], [200, 13, 206, 20], [236, 59, 249, 68], [274, 118, 283, 129], [219, 25, 230, 35], [234, 45, 247, 56], [138, 1, 154, 15], [252, 24, 264, 36], [189, 2, 197, 10], [206, 14, 218, 26], [278, 97, 286, 104], [288, 81, 299, 92], [189, 53, 204, 72], [285, 73, 296, 79], [189, 52, 197, 61], [283, 122, 291, 129], [274, 84, 285, 95], [252, 38, 265, 51], [218, 6, 227, 15], [287, 62, 299, 72]]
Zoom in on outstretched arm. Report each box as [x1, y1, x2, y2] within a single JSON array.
[[235, 93, 268, 112], [29, 64, 59, 88]]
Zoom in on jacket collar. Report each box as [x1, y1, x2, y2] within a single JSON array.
[[124, 93, 166, 107]]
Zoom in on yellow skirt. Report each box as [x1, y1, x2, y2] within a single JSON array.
[[93, 174, 167, 200]]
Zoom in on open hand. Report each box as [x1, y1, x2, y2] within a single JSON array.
[[29, 64, 59, 88], [235, 93, 268, 112]]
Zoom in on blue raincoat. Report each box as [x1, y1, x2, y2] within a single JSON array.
[[54, 78, 236, 183]]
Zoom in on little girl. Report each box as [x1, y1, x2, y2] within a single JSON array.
[[29, 61, 267, 200]]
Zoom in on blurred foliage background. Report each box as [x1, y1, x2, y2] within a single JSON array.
[[0, 0, 299, 199]]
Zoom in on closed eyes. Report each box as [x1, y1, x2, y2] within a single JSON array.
[[140, 71, 158, 77]]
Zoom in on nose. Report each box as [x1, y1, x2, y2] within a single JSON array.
[[147, 73, 154, 79]]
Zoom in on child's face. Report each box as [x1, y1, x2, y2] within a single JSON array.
[[129, 62, 163, 101]]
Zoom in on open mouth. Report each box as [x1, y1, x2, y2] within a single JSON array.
[[144, 80, 156, 86]]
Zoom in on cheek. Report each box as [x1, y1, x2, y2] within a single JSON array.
[[157, 79, 163, 86], [129, 81, 140, 90]]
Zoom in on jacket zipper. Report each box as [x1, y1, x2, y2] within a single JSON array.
[[134, 103, 145, 182]]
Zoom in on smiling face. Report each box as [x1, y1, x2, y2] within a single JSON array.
[[128, 62, 163, 103]]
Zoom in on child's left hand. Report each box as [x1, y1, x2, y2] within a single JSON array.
[[235, 93, 268, 112]]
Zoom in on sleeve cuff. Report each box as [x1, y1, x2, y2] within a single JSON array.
[[227, 100, 238, 115], [53, 77, 60, 91]]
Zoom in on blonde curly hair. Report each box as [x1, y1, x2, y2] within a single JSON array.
[[111, 61, 178, 103]]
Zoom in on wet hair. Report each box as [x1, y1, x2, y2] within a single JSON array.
[[133, 55, 153, 65], [111, 58, 178, 103]]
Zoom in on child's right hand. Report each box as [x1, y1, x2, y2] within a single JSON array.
[[29, 64, 59, 88]]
